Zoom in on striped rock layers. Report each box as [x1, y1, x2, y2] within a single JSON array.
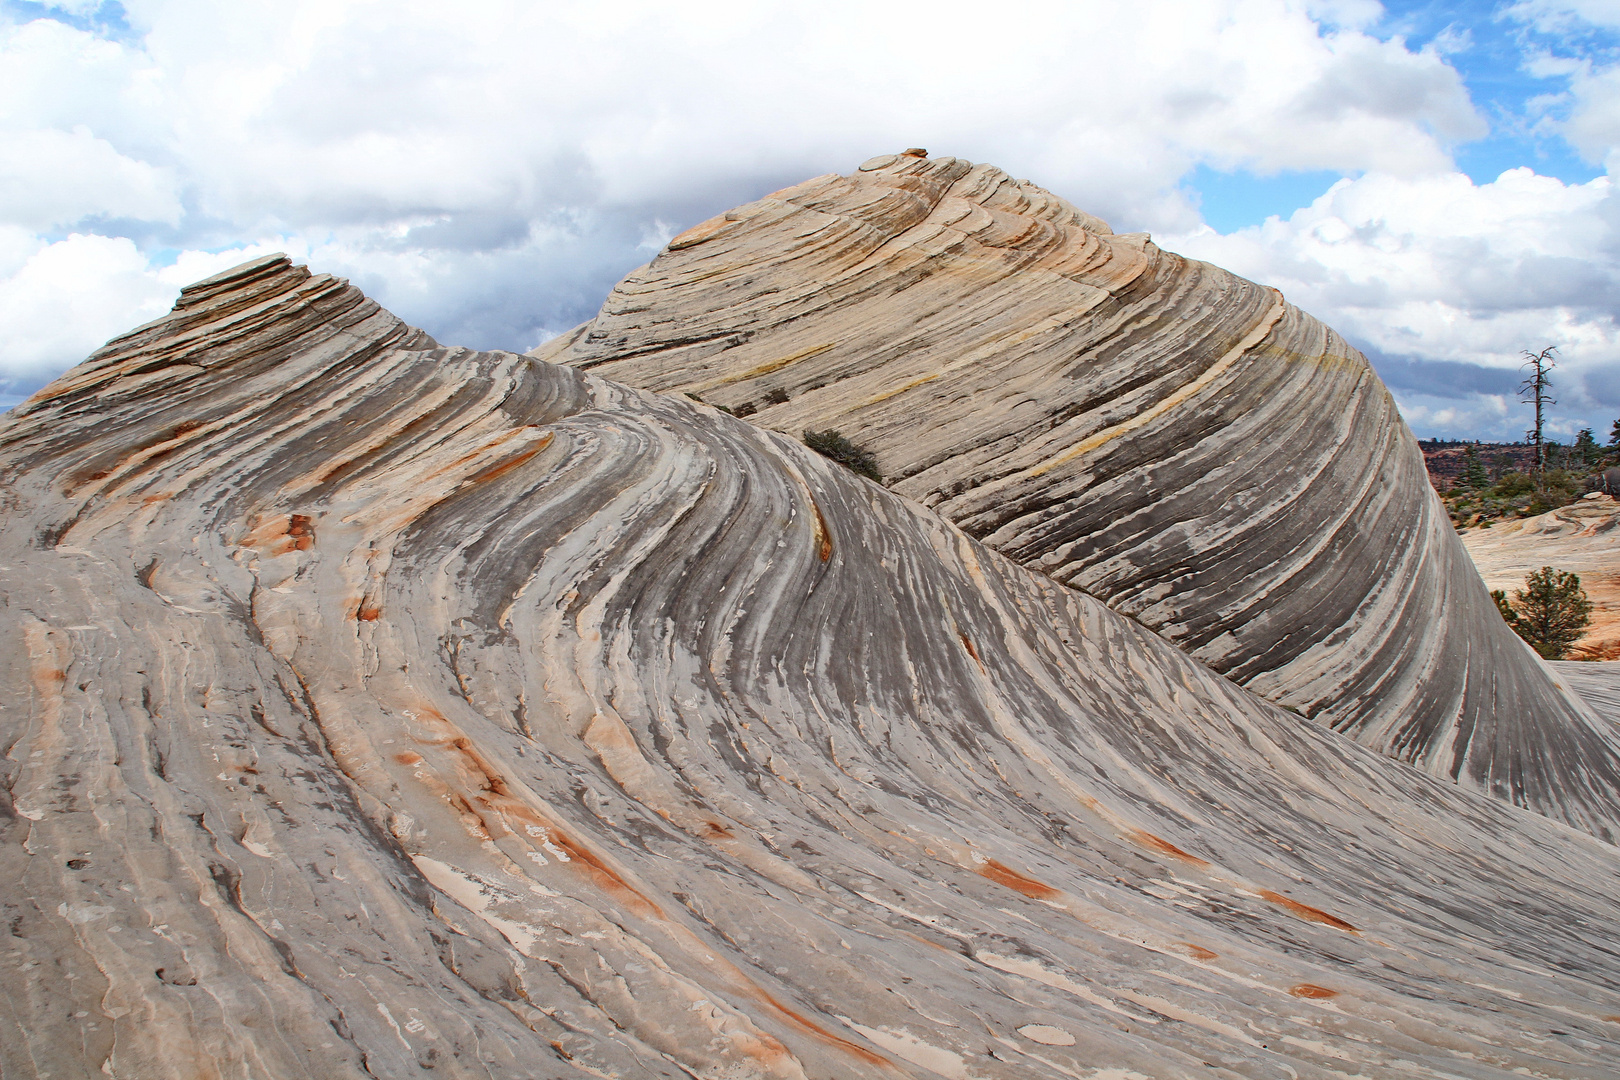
[[7, 256, 1620, 1077], [544, 152, 1620, 835]]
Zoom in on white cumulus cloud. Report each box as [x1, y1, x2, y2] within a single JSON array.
[[1162, 167, 1620, 438], [9, 0, 1613, 440], [0, 234, 174, 391]]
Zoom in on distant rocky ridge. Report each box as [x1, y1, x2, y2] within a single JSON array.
[[544, 151, 1620, 836], [1419, 442, 1538, 491], [8, 252, 1620, 1077]]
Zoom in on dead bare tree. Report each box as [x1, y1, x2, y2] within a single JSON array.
[[1520, 346, 1557, 487]]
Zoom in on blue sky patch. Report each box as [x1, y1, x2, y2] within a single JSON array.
[[1187, 166, 1347, 231], [0, 0, 132, 40], [1191, 2, 1617, 229]]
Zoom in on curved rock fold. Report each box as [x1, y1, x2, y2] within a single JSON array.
[[3, 251, 1620, 1076], [547, 152, 1620, 836]]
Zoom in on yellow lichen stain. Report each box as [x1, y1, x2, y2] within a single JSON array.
[[712, 341, 837, 387], [1027, 288, 1287, 478]]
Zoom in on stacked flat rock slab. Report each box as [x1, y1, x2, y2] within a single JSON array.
[[7, 255, 1620, 1077], [542, 151, 1620, 836]]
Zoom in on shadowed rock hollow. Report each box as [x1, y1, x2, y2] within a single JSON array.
[[544, 151, 1620, 837], [4, 196, 1620, 1076]]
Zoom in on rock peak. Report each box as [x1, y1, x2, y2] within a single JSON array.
[[549, 154, 1620, 837], [5, 166, 1620, 1079]]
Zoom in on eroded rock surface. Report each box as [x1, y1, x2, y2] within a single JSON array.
[[6, 256, 1620, 1077], [544, 152, 1620, 834], [1553, 661, 1620, 724]]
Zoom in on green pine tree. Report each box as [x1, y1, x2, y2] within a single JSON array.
[[1574, 427, 1600, 468], [1462, 444, 1488, 490], [1502, 567, 1593, 660], [1491, 589, 1519, 629]]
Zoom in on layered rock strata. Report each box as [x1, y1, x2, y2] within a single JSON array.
[[1553, 662, 1620, 725], [6, 256, 1620, 1077], [544, 152, 1620, 833]]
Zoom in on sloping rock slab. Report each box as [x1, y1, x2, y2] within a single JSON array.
[[5, 257, 1620, 1077], [1553, 661, 1620, 724], [543, 152, 1620, 837]]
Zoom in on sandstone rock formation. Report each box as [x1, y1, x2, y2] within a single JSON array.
[[1552, 662, 1620, 724], [1461, 493, 1620, 660], [542, 152, 1620, 835], [7, 254, 1620, 1077]]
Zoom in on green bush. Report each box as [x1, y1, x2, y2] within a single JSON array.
[[1492, 471, 1535, 497], [804, 429, 882, 482]]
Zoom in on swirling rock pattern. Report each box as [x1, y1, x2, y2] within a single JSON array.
[[546, 151, 1620, 836], [6, 256, 1620, 1077]]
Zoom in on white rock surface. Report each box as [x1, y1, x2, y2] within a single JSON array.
[[5, 254, 1620, 1077]]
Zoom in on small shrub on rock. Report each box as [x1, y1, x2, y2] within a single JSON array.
[[804, 429, 882, 482]]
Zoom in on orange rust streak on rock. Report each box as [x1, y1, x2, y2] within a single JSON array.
[[451, 736, 510, 796], [1176, 942, 1218, 961], [399, 708, 684, 949], [287, 513, 315, 550], [356, 605, 381, 621], [1259, 889, 1358, 932], [542, 823, 666, 919], [432, 731, 889, 1068], [1130, 829, 1210, 867], [444, 791, 494, 842], [808, 497, 833, 562], [902, 930, 955, 954], [241, 512, 315, 553], [466, 433, 551, 486], [958, 632, 987, 674], [750, 988, 891, 1068], [1289, 983, 1339, 999], [979, 858, 1062, 900]]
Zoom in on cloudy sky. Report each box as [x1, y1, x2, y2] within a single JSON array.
[[3, 0, 1618, 441]]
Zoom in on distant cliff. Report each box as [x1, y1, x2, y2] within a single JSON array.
[[545, 151, 1620, 836]]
